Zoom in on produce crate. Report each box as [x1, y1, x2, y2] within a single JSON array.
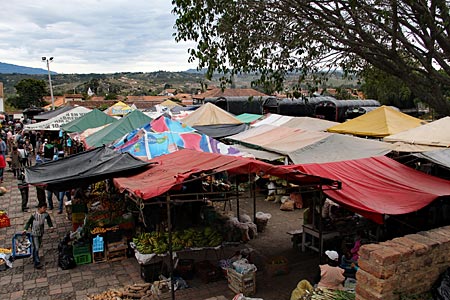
[[194, 260, 222, 283], [174, 259, 194, 280], [73, 243, 90, 256], [140, 261, 166, 283], [106, 238, 127, 262], [227, 268, 256, 296], [12, 233, 32, 259], [266, 256, 289, 277], [74, 252, 92, 265]]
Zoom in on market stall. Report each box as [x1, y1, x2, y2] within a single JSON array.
[[113, 149, 340, 299]]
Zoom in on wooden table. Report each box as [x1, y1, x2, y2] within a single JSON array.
[[301, 224, 340, 253]]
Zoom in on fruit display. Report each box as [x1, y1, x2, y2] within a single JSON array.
[[0, 248, 11, 254], [133, 227, 223, 254]]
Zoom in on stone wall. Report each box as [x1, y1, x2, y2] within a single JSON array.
[[356, 225, 450, 300]]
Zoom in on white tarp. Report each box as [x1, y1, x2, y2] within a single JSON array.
[[25, 106, 91, 131]]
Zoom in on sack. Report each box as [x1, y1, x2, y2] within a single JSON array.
[[280, 200, 295, 211]]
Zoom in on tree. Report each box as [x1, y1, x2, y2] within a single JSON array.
[[9, 78, 47, 109], [172, 0, 450, 115], [361, 67, 417, 109]]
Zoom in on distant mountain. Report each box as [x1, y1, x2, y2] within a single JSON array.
[[0, 62, 57, 75]]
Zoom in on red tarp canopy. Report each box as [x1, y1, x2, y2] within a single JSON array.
[[114, 149, 338, 200], [288, 156, 450, 224]]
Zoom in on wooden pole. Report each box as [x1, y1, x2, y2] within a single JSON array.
[[166, 194, 175, 300]]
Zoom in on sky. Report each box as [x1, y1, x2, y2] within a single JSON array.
[[0, 0, 197, 74]]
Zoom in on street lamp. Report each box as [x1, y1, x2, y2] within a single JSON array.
[[42, 56, 55, 110]]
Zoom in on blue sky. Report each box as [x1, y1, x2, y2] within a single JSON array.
[[0, 0, 196, 74]]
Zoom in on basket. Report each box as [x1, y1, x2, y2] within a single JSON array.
[[254, 217, 268, 233], [12, 233, 32, 259], [266, 256, 289, 277]]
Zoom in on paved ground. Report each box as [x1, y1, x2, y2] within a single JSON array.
[[0, 168, 320, 300]]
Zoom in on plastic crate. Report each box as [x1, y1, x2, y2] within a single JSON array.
[[12, 233, 32, 259], [92, 235, 104, 253], [73, 243, 90, 256], [74, 252, 92, 265]]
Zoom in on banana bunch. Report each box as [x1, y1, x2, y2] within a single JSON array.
[[133, 227, 224, 254], [0, 247, 11, 254]]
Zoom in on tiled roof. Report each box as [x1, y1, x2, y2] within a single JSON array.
[[194, 88, 267, 99]]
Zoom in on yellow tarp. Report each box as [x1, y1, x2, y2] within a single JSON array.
[[104, 101, 133, 116], [159, 99, 181, 107], [327, 106, 425, 137]]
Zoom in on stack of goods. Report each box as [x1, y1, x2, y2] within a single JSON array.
[[132, 226, 223, 255], [0, 210, 10, 228], [87, 283, 154, 300], [0, 247, 12, 271], [227, 258, 257, 296], [264, 176, 303, 211], [223, 215, 258, 243]]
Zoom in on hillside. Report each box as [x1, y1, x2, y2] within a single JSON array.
[[0, 62, 56, 75], [0, 64, 359, 99]]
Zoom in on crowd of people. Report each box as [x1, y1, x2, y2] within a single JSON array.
[[0, 119, 86, 269]]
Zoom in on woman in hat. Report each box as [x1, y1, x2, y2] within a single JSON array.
[[314, 250, 345, 290]]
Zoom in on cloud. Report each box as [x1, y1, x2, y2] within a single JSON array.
[[0, 0, 197, 73]]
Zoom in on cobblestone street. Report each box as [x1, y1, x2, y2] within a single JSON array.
[[0, 167, 319, 300]]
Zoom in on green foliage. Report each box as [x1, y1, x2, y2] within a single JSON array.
[[172, 0, 450, 115], [10, 78, 47, 109], [361, 67, 416, 109], [104, 93, 118, 100]]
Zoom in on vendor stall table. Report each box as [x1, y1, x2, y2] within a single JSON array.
[[301, 224, 340, 253]]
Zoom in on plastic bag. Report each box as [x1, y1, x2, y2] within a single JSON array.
[[240, 214, 252, 223], [59, 253, 76, 270], [432, 267, 450, 300], [256, 212, 272, 221], [233, 294, 263, 300], [290, 280, 313, 300]]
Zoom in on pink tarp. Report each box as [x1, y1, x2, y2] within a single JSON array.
[[114, 149, 338, 201], [288, 156, 450, 223]]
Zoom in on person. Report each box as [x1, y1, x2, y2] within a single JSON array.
[[24, 139, 33, 166], [17, 144, 28, 168], [340, 248, 358, 278], [18, 171, 29, 212], [10, 146, 21, 177], [0, 137, 7, 159], [46, 189, 60, 211], [23, 203, 54, 269], [315, 250, 345, 290], [0, 153, 5, 183], [35, 151, 44, 165]]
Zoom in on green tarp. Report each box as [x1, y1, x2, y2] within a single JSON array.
[[85, 110, 152, 149], [61, 109, 117, 133], [235, 113, 263, 124]]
